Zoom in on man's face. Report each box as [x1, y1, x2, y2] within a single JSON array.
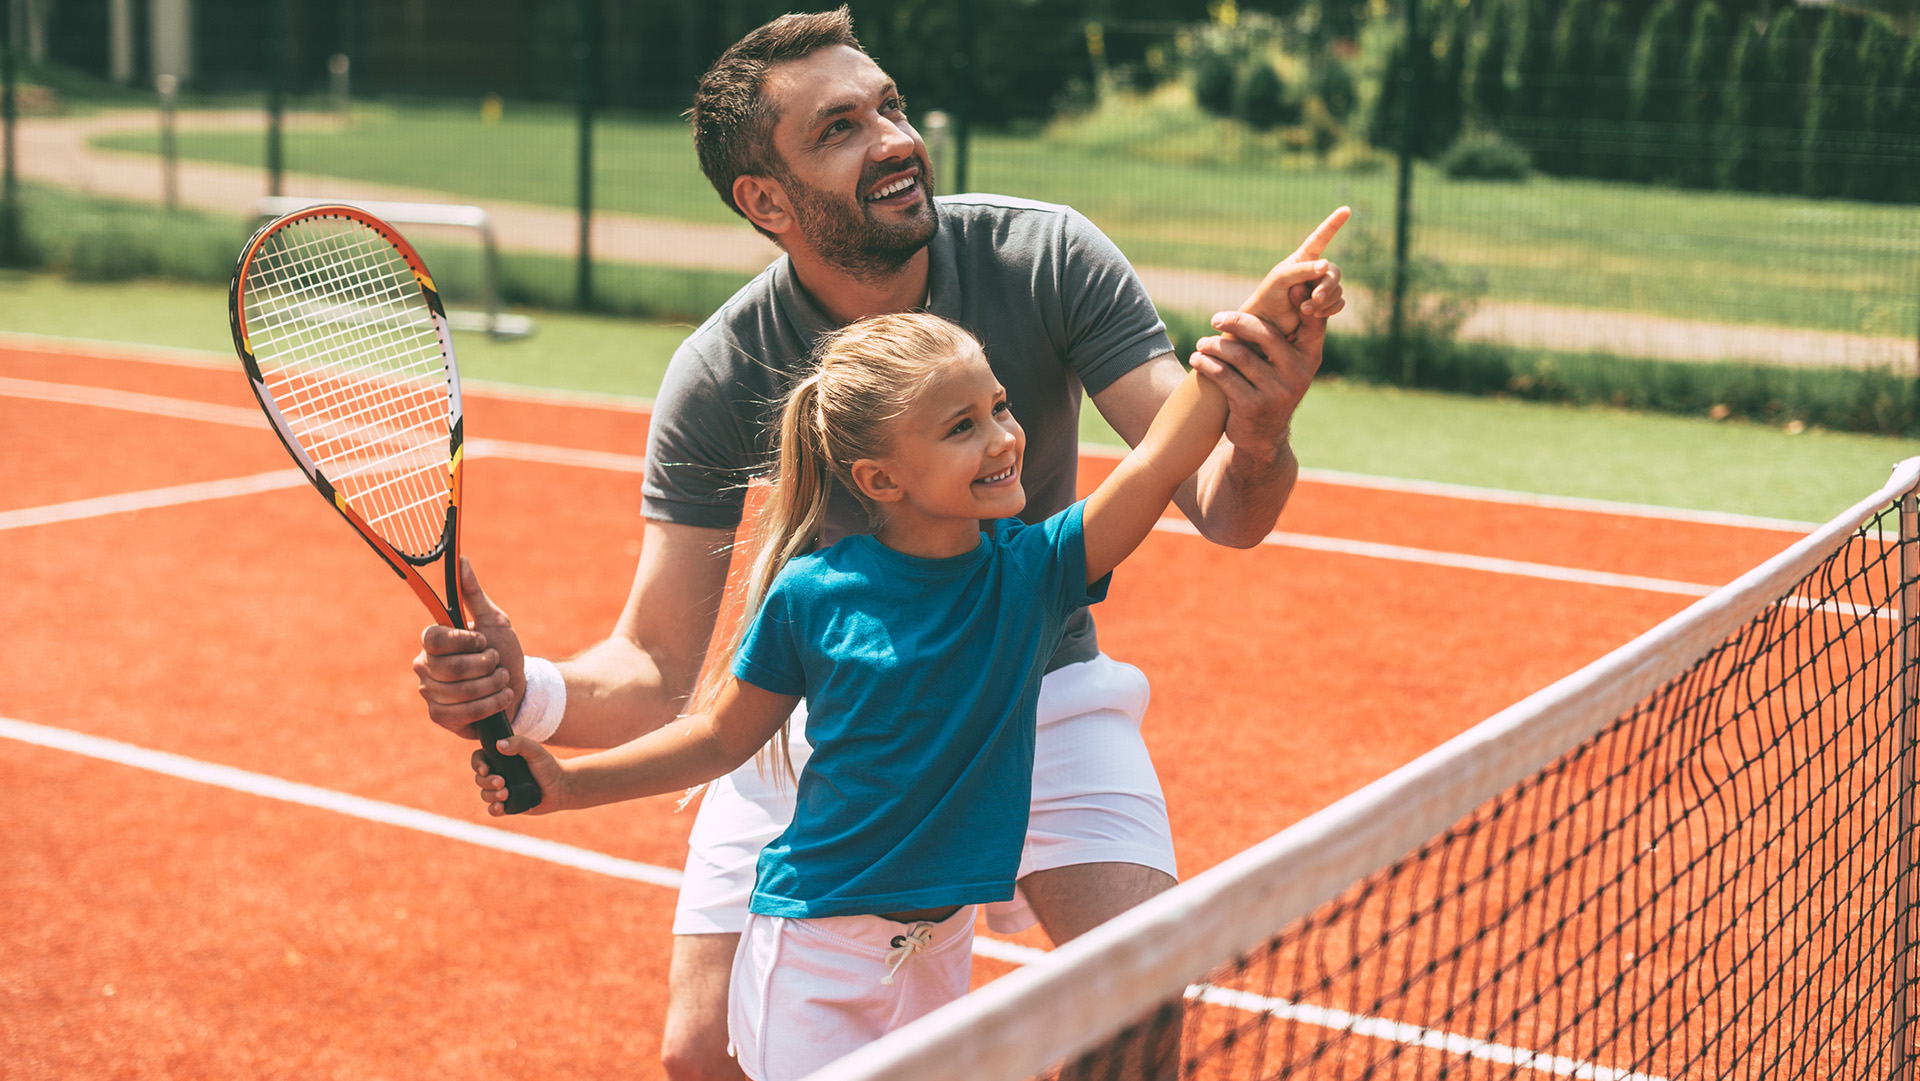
[[762, 46, 938, 279]]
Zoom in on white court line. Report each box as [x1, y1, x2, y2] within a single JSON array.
[[0, 470, 308, 531], [1295, 467, 1817, 534], [1151, 519, 1720, 598], [0, 716, 682, 889], [0, 375, 262, 427], [1187, 984, 1664, 1081], [468, 437, 649, 473], [0, 714, 1660, 1081]]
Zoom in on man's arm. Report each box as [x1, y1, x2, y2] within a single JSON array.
[[414, 518, 736, 750]]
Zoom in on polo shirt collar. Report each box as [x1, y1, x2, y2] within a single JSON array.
[[768, 204, 957, 342]]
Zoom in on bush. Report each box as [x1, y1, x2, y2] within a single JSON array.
[[1195, 53, 1237, 117], [1439, 132, 1533, 179], [1309, 333, 1920, 436], [1237, 61, 1296, 131]]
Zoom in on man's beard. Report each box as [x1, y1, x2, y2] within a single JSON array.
[[779, 155, 939, 282]]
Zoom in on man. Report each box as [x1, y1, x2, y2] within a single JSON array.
[[414, 9, 1344, 1079]]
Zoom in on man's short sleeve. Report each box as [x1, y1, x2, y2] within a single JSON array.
[[1056, 208, 1174, 397], [640, 338, 761, 531]]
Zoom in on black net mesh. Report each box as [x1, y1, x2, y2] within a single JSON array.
[[1051, 502, 1917, 1081]]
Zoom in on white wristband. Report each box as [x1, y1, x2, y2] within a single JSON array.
[[512, 656, 566, 744]]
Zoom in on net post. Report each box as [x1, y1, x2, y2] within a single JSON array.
[[1900, 485, 1920, 1080]]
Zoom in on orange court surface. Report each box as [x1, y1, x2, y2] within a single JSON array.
[[0, 337, 1808, 1079]]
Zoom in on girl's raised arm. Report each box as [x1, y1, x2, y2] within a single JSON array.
[[1081, 368, 1230, 585], [474, 677, 800, 816]]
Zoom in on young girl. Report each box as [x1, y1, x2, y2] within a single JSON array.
[[475, 311, 1227, 1080]]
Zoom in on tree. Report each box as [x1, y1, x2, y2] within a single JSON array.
[[1718, 14, 1765, 192], [1509, 0, 1555, 140], [1543, 0, 1596, 175], [1428, 0, 1470, 155], [1368, 32, 1410, 151], [1899, 37, 1920, 203], [1854, 14, 1899, 201], [1315, 53, 1360, 123], [1760, 7, 1805, 194], [1629, 0, 1686, 183], [1803, 11, 1859, 198], [1587, 1, 1632, 179], [1469, 0, 1513, 129], [1679, 2, 1728, 189]]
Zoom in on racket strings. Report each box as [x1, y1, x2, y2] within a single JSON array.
[[243, 215, 455, 560]]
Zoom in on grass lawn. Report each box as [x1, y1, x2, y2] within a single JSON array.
[[3, 272, 1907, 524], [93, 103, 1920, 339]]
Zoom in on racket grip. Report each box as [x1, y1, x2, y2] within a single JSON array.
[[474, 711, 543, 814]]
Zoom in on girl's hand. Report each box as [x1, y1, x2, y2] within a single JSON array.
[[473, 735, 565, 816]]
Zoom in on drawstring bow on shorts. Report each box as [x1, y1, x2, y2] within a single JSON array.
[[881, 923, 936, 986]]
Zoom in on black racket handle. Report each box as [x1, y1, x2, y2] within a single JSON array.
[[474, 711, 543, 814]]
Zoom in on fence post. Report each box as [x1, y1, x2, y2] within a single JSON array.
[[1391, 0, 1420, 385], [575, 0, 599, 311], [266, 0, 287, 197], [952, 0, 974, 194], [1, 0, 17, 267], [157, 73, 178, 211]]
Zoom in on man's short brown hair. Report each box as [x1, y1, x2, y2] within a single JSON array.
[[689, 7, 865, 225]]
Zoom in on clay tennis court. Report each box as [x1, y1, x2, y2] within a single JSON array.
[[1, 337, 1810, 1079]]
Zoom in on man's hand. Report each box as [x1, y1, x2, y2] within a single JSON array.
[[1190, 310, 1315, 468], [413, 557, 524, 739]]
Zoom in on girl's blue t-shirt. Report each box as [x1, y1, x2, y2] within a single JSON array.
[[730, 500, 1109, 919]]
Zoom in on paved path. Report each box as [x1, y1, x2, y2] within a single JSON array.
[[17, 110, 1915, 372]]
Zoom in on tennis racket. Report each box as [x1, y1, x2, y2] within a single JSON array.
[[229, 203, 542, 814]]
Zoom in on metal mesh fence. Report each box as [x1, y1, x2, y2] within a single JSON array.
[[3, 0, 1917, 382]]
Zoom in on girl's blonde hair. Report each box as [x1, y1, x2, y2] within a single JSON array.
[[689, 311, 982, 778]]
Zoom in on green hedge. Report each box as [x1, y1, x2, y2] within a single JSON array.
[[1164, 307, 1919, 436]]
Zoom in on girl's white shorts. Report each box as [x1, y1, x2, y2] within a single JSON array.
[[728, 905, 976, 1081], [673, 653, 1177, 937]]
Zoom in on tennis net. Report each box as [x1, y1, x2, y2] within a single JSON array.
[[816, 457, 1920, 1081]]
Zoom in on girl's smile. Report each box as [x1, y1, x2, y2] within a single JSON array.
[[852, 348, 1027, 559]]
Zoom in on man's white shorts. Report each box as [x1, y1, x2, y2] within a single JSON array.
[[673, 653, 1177, 937], [728, 906, 975, 1081]]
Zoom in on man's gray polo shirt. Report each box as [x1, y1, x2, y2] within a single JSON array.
[[642, 194, 1173, 669]]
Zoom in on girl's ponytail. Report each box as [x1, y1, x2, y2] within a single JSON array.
[[687, 371, 836, 782]]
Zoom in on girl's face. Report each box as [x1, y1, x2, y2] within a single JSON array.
[[855, 348, 1026, 550]]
